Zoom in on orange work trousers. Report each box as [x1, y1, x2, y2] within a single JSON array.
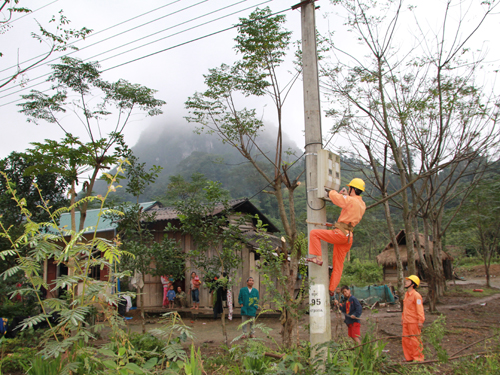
[[309, 228, 352, 292], [402, 323, 424, 362]]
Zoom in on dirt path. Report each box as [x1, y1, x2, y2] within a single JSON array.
[[122, 283, 500, 365]]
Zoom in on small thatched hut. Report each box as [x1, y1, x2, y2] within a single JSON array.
[[376, 230, 453, 283]]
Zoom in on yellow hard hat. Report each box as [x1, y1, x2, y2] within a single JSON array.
[[348, 178, 365, 192], [405, 275, 420, 287]]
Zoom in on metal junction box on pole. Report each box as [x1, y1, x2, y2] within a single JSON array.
[[317, 149, 341, 197]]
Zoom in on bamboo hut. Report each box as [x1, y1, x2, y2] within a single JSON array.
[[376, 230, 453, 283]]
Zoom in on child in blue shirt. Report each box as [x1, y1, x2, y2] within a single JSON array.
[[167, 285, 176, 309]]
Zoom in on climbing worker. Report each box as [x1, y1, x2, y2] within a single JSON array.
[[306, 178, 366, 295], [402, 275, 425, 362]]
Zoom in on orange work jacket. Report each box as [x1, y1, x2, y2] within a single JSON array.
[[402, 289, 425, 324], [329, 190, 366, 227]]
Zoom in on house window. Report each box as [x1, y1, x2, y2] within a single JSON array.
[[89, 265, 101, 280]]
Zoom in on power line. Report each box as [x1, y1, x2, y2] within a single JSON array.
[[0, 0, 269, 98], [101, 0, 274, 71], [0, 2, 288, 107], [0, 0, 181, 74], [0, 0, 210, 86], [247, 150, 306, 202]]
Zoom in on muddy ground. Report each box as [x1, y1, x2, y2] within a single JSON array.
[[123, 268, 500, 372]]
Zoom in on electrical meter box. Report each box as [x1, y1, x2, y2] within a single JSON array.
[[317, 149, 341, 199]]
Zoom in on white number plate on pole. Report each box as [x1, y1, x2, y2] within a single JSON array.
[[309, 284, 326, 333]]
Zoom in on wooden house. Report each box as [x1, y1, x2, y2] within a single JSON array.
[[44, 199, 281, 309], [44, 201, 161, 298], [140, 198, 281, 309], [376, 230, 454, 284]]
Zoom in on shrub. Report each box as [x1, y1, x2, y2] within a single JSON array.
[[129, 332, 165, 355], [0, 346, 37, 373], [339, 259, 383, 286]]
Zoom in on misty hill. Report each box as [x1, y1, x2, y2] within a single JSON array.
[[94, 119, 305, 206]]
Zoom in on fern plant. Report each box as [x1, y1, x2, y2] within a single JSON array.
[[0, 161, 165, 374]]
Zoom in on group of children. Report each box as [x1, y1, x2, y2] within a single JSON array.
[[161, 275, 188, 309], [308, 178, 426, 362]]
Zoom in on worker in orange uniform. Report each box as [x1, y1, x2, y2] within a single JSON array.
[[402, 275, 425, 362], [306, 178, 366, 295]]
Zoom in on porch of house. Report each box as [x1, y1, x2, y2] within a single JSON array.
[[130, 306, 281, 319]]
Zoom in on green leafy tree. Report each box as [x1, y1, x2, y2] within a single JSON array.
[[170, 177, 243, 345], [116, 205, 186, 335], [0, 1, 92, 89], [0, 164, 145, 372], [18, 56, 165, 231], [0, 150, 69, 278], [0, 151, 69, 226], [123, 151, 163, 204], [159, 173, 210, 206], [25, 135, 96, 232], [185, 7, 304, 347], [110, 154, 178, 334], [453, 171, 500, 287], [323, 0, 500, 309]]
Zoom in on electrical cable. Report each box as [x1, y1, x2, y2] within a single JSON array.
[[0, 0, 211, 90], [0, 0, 272, 99], [0, 0, 182, 75], [102, 0, 275, 72], [0, 5, 291, 107], [246, 150, 306, 202]]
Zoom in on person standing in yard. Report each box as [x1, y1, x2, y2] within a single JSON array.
[[190, 272, 201, 310], [238, 277, 259, 338], [333, 285, 362, 344], [167, 285, 176, 309], [306, 178, 366, 295], [402, 275, 425, 362]]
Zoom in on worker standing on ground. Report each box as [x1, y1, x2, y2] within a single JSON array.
[[402, 275, 425, 362], [306, 178, 366, 295], [334, 285, 363, 344]]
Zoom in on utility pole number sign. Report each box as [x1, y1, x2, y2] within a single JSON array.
[[309, 284, 325, 318]]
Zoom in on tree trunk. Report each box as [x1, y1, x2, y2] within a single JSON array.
[[395, 148, 417, 276], [281, 244, 299, 348], [70, 181, 77, 232], [139, 285, 146, 334], [432, 215, 446, 297], [383, 201, 404, 308], [221, 309, 227, 346], [484, 261, 491, 288], [281, 304, 297, 348], [423, 217, 438, 312], [79, 165, 100, 231]]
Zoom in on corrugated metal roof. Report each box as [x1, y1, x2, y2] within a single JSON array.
[[57, 201, 160, 234], [145, 198, 279, 233], [147, 199, 246, 222]]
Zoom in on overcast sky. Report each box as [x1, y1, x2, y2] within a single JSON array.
[[0, 0, 498, 159]]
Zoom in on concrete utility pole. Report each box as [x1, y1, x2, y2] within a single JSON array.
[[293, 0, 332, 347]]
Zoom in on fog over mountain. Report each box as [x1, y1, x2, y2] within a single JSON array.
[[95, 117, 304, 203]]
